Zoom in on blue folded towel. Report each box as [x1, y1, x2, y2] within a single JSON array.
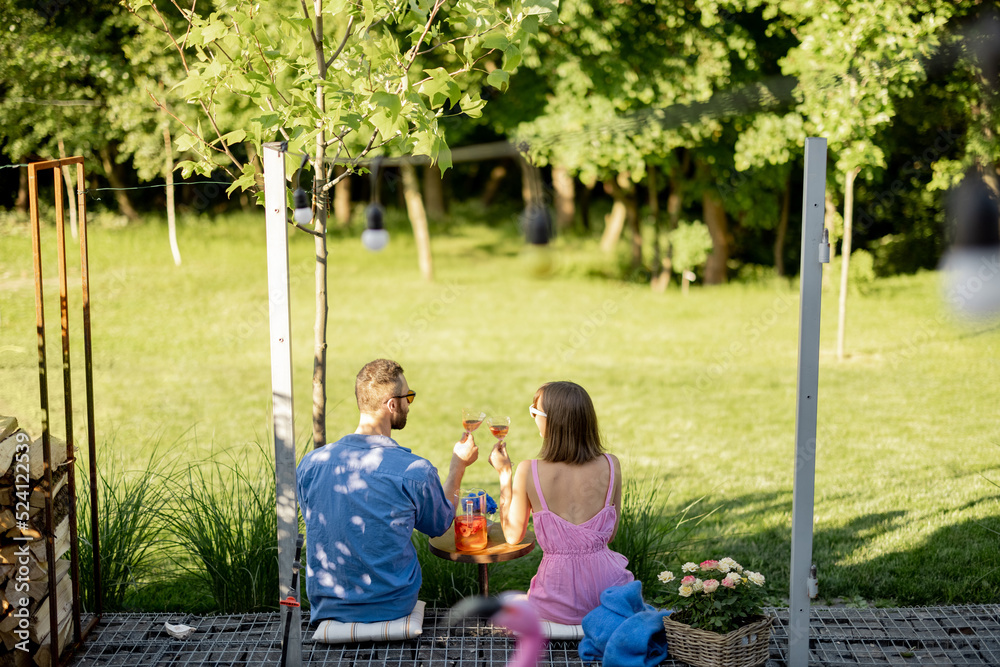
[[578, 581, 672, 667]]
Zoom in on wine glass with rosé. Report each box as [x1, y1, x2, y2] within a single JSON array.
[[486, 415, 510, 443], [462, 409, 486, 435]]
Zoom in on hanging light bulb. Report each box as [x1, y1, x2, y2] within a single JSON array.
[[523, 205, 552, 245], [292, 187, 313, 225], [361, 202, 389, 251], [362, 157, 389, 251], [940, 169, 1000, 318]]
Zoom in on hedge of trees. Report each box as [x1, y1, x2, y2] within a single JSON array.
[[2, 0, 998, 285]]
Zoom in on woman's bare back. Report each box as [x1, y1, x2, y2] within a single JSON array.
[[527, 454, 620, 525]]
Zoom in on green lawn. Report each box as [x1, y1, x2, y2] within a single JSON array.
[[2, 207, 999, 607]]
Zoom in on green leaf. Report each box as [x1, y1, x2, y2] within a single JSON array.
[[432, 136, 452, 172], [486, 70, 510, 92], [227, 163, 258, 195], [458, 93, 486, 119], [176, 160, 198, 179], [519, 14, 539, 35], [203, 60, 224, 79], [201, 17, 230, 44], [371, 92, 402, 116], [482, 32, 509, 50], [174, 133, 201, 153], [218, 130, 247, 145], [503, 45, 521, 71], [370, 108, 397, 140], [523, 0, 560, 25], [418, 67, 461, 107]]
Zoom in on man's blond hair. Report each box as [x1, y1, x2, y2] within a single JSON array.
[[355, 359, 405, 413]]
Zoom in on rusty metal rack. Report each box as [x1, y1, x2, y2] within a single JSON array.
[[24, 157, 102, 665], [67, 605, 1000, 666]]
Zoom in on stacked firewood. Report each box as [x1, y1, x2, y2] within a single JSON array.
[[0, 416, 75, 667]]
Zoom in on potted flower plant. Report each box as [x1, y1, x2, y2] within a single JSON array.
[[656, 557, 772, 667]]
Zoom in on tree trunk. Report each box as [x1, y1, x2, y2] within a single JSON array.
[[600, 173, 631, 253], [774, 176, 790, 277], [702, 189, 730, 284], [649, 165, 669, 292], [57, 139, 78, 239], [520, 156, 541, 208], [312, 12, 330, 450], [823, 193, 838, 290], [401, 162, 434, 282], [578, 178, 593, 232], [98, 145, 140, 221], [480, 163, 508, 207], [245, 141, 265, 193], [552, 165, 575, 231], [423, 164, 445, 220], [663, 154, 688, 278], [624, 175, 641, 270], [16, 159, 29, 212], [334, 166, 352, 227], [837, 167, 860, 361], [163, 126, 181, 266]]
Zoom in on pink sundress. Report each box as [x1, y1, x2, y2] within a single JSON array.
[[526, 453, 634, 624]]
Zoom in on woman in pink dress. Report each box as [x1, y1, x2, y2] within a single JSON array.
[[488, 381, 634, 624]]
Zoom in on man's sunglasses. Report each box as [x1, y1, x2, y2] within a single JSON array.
[[390, 390, 416, 404]]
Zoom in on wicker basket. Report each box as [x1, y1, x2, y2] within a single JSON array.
[[662, 615, 773, 667]]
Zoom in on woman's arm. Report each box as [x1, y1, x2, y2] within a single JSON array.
[[490, 442, 532, 544], [609, 453, 624, 542]]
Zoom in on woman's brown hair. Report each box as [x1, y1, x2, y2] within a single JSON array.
[[534, 381, 604, 464]]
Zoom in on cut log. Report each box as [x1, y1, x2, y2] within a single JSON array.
[[0, 416, 17, 442], [28, 437, 68, 481], [29, 473, 67, 510], [0, 430, 27, 474], [32, 613, 73, 667], [0, 420, 77, 667], [30, 518, 70, 563], [28, 485, 71, 534], [29, 571, 73, 644], [4, 559, 66, 604]]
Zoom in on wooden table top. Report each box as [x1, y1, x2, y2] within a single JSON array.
[[428, 522, 535, 564]]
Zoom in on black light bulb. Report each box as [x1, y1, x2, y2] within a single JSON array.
[[362, 203, 389, 251], [523, 205, 552, 245], [292, 188, 312, 225]]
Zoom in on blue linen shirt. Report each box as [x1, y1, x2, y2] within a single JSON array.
[[296, 434, 455, 623]]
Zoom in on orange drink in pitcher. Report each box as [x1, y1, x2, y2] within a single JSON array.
[[455, 490, 488, 551]]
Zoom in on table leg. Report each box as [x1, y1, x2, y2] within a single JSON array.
[[478, 563, 489, 597]]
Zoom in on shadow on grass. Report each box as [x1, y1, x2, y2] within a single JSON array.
[[680, 487, 1000, 606]]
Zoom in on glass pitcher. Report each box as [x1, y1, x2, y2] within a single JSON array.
[[455, 488, 488, 551]]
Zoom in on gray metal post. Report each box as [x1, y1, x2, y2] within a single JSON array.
[[788, 137, 828, 667], [263, 142, 301, 666]]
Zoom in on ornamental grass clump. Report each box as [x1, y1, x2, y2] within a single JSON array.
[[657, 557, 766, 634]]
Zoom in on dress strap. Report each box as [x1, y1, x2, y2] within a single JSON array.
[[603, 453, 615, 506], [531, 459, 550, 512]]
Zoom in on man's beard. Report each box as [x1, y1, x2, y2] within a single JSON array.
[[391, 412, 407, 430]]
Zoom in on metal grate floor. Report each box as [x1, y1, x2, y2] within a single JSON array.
[[66, 605, 1000, 666]]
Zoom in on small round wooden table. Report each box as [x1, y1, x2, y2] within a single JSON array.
[[428, 522, 535, 597]]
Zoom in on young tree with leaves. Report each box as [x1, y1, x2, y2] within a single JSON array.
[[123, 0, 550, 448]]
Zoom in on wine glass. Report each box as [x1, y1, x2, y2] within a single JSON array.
[[462, 408, 486, 434], [486, 415, 510, 443]]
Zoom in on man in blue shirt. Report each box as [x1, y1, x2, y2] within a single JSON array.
[[297, 359, 478, 623]]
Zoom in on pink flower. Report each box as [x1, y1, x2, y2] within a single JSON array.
[[700, 559, 719, 571], [721, 577, 736, 588], [702, 579, 720, 593], [681, 575, 696, 586]]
